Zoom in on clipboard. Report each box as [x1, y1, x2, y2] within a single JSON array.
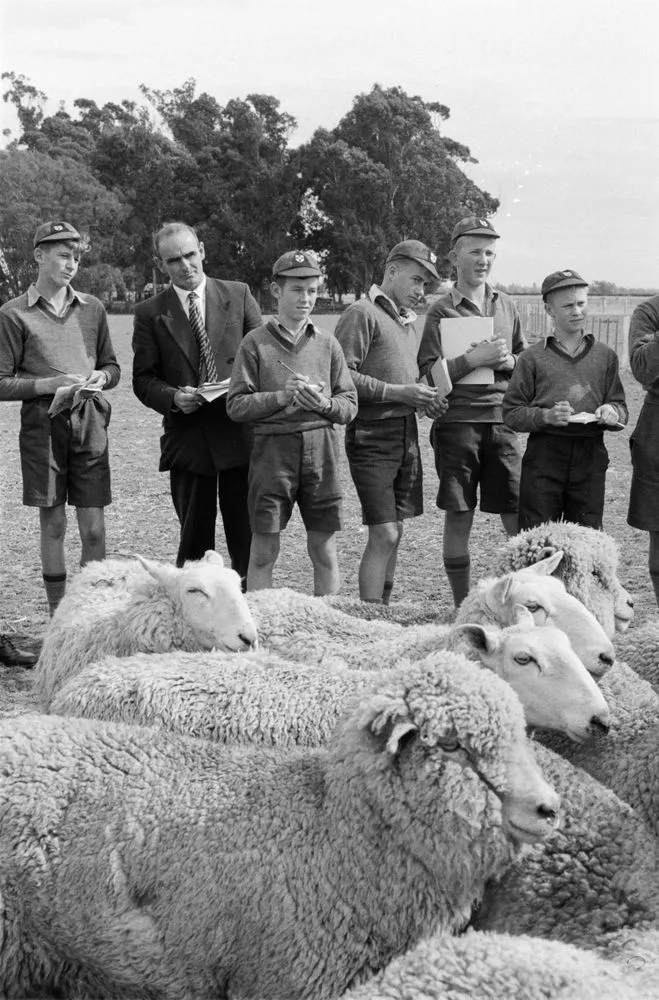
[[440, 316, 495, 385]]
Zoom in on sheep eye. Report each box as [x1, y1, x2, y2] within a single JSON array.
[[525, 602, 542, 613], [513, 654, 534, 666], [186, 587, 206, 596]]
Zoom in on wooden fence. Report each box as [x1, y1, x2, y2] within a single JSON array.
[[513, 299, 632, 367]]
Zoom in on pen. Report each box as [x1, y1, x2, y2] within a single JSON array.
[[278, 359, 302, 378]]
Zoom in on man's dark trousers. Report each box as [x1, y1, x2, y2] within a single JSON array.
[[170, 465, 251, 576]]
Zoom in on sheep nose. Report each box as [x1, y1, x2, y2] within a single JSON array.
[[589, 715, 610, 735], [537, 802, 558, 823], [239, 633, 256, 649], [598, 650, 615, 669]]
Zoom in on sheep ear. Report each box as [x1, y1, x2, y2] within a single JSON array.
[[133, 554, 179, 589], [359, 694, 418, 755], [524, 550, 564, 576], [451, 623, 498, 654], [202, 550, 224, 567], [484, 574, 514, 615], [513, 604, 535, 626]]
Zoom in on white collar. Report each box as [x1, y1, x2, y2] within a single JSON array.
[[368, 284, 417, 326]]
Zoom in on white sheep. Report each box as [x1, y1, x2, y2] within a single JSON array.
[[49, 612, 610, 745], [494, 522, 634, 639], [492, 524, 658, 832], [249, 552, 616, 680], [33, 550, 257, 709], [0, 655, 559, 1000], [326, 594, 445, 627], [339, 929, 650, 1000]]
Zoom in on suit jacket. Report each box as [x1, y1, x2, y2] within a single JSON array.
[[132, 277, 262, 474]]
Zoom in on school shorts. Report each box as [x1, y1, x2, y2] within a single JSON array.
[[628, 400, 659, 531], [345, 415, 423, 525], [518, 432, 608, 531], [430, 421, 521, 513], [19, 398, 112, 508], [248, 426, 343, 534]]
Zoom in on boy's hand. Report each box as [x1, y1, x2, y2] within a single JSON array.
[[36, 373, 86, 396], [174, 386, 203, 413], [85, 370, 109, 390], [422, 394, 449, 419], [466, 337, 509, 369], [388, 383, 438, 408], [296, 380, 329, 413], [595, 404, 620, 426], [543, 400, 574, 427]]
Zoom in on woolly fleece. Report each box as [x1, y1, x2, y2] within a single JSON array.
[[0, 656, 549, 1000]]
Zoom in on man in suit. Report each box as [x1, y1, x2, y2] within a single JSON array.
[[132, 222, 261, 575]]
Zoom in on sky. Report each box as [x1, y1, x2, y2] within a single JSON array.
[[1, 0, 658, 288]]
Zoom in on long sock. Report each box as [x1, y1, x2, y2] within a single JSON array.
[[650, 571, 659, 611], [443, 556, 471, 609], [382, 581, 394, 605], [43, 572, 67, 617]]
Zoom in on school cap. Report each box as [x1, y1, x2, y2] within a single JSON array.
[[451, 217, 500, 244], [386, 240, 440, 280], [541, 269, 589, 300], [272, 250, 322, 278], [33, 221, 81, 247]]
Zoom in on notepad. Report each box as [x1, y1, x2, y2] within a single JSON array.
[[427, 357, 452, 397], [440, 317, 495, 385], [568, 411, 626, 431], [196, 378, 231, 402]]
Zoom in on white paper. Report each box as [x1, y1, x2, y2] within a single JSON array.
[[429, 357, 452, 397], [440, 317, 495, 385], [196, 378, 231, 402]]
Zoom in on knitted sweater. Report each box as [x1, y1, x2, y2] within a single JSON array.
[[502, 336, 628, 435], [333, 294, 420, 421], [418, 284, 526, 422], [628, 294, 659, 403], [0, 286, 120, 401], [226, 319, 357, 435]]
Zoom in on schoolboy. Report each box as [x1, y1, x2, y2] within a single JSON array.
[[502, 269, 627, 530], [0, 221, 120, 615], [418, 217, 526, 608], [334, 240, 447, 604], [226, 251, 357, 595]]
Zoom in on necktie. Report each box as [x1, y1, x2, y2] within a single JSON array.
[[188, 291, 219, 383]]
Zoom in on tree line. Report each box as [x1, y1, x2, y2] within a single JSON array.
[[0, 74, 498, 304]]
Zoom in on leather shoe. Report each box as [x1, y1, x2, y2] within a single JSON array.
[[0, 633, 38, 668]]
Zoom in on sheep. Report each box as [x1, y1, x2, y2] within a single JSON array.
[[615, 621, 659, 693], [494, 522, 634, 639], [0, 655, 560, 1000], [33, 550, 258, 709], [471, 740, 659, 951], [249, 553, 616, 680], [339, 929, 651, 1000], [49, 612, 610, 746]]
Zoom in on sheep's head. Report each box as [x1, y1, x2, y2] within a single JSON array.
[[494, 524, 634, 639], [134, 551, 258, 651], [450, 608, 610, 742], [345, 654, 560, 847], [459, 554, 616, 678]]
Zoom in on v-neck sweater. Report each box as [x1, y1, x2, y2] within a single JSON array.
[[226, 319, 357, 434], [502, 337, 627, 435]]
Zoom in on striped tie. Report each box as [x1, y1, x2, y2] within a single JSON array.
[[188, 291, 219, 383]]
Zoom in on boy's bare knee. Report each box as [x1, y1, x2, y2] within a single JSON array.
[[39, 506, 67, 541]]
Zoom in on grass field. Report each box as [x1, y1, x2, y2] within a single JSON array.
[[1, 312, 656, 716]]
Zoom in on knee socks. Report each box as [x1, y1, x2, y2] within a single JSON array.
[[43, 572, 67, 617], [382, 581, 394, 605], [443, 556, 471, 609], [650, 571, 659, 612]]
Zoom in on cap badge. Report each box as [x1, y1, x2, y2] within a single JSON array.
[[561, 270, 574, 277], [294, 252, 305, 263], [478, 219, 488, 226], [53, 224, 65, 232], [429, 251, 437, 264]]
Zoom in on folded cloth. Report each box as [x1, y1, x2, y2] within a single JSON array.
[[48, 385, 111, 451]]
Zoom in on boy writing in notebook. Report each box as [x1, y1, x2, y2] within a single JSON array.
[[226, 251, 357, 595], [502, 269, 627, 530]]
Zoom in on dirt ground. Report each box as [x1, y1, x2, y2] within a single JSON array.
[[1, 314, 656, 715]]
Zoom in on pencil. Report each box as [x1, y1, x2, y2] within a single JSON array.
[[278, 359, 301, 378]]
